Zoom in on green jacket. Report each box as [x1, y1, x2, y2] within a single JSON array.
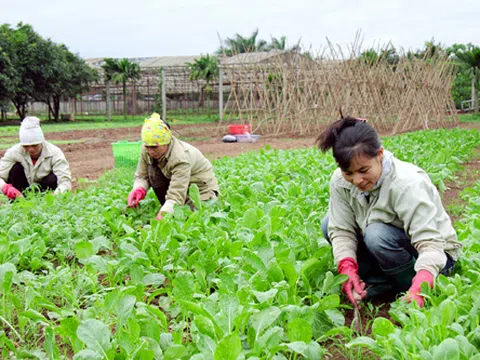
[[133, 137, 219, 210], [328, 156, 461, 278], [0, 141, 72, 194]]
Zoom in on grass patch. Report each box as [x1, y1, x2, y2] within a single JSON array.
[[0, 139, 85, 150], [0, 113, 219, 135], [458, 113, 480, 122]]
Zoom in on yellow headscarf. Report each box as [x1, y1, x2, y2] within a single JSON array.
[[141, 113, 172, 146]]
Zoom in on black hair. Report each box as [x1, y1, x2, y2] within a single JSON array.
[[316, 116, 381, 170]]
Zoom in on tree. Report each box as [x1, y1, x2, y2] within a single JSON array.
[[218, 29, 268, 56], [267, 36, 301, 52], [0, 28, 17, 121], [379, 46, 399, 66], [452, 44, 480, 113], [359, 49, 379, 65], [186, 54, 219, 113], [32, 42, 98, 121], [101, 58, 141, 119], [0, 23, 43, 119], [0, 23, 97, 121]]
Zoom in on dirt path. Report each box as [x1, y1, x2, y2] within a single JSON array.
[[1, 122, 478, 191], [1, 123, 317, 188]]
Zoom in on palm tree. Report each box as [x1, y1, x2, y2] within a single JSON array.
[[102, 58, 141, 119], [359, 49, 379, 66], [186, 54, 219, 114], [452, 44, 480, 113], [218, 29, 268, 56], [268, 36, 301, 52]]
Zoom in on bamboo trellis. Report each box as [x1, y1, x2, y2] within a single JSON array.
[[220, 43, 458, 135]]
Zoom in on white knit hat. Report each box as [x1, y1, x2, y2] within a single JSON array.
[[19, 117, 44, 145]]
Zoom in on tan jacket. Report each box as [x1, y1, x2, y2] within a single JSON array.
[[0, 141, 72, 194], [133, 137, 219, 212], [328, 156, 461, 278]]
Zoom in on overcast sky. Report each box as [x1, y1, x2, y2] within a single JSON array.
[[1, 0, 479, 59]]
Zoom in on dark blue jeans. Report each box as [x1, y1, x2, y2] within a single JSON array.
[[321, 215, 455, 292], [8, 163, 57, 192]]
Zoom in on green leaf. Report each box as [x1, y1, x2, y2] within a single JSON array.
[[214, 333, 242, 360], [288, 318, 312, 343], [285, 341, 307, 354], [257, 326, 284, 350], [243, 250, 267, 272], [219, 295, 241, 333], [21, 309, 48, 323], [75, 241, 94, 259], [77, 319, 112, 357], [193, 316, 216, 339], [164, 344, 187, 360], [44, 326, 59, 360], [242, 208, 259, 229], [372, 317, 395, 338], [189, 184, 202, 210], [0, 263, 16, 287], [432, 338, 460, 360], [439, 299, 457, 326], [303, 341, 325, 360], [178, 300, 223, 338], [249, 306, 281, 336], [57, 317, 82, 352], [115, 295, 136, 325], [73, 349, 103, 360], [346, 336, 377, 349], [252, 289, 278, 304], [143, 273, 166, 286]]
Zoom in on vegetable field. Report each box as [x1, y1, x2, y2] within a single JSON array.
[[1, 128, 479, 359]]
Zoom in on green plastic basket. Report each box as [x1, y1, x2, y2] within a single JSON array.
[[112, 141, 142, 169]]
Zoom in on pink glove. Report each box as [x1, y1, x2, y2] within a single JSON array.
[[2, 184, 23, 200], [155, 211, 164, 221], [405, 269, 434, 308], [338, 257, 367, 307], [127, 188, 147, 208]]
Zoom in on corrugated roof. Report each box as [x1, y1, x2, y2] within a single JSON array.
[[221, 50, 286, 65], [85, 56, 200, 69]]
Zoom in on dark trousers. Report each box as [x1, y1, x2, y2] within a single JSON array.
[[8, 163, 58, 192], [147, 163, 171, 205], [321, 214, 456, 295]]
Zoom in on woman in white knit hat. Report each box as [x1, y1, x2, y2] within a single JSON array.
[[0, 117, 72, 200]]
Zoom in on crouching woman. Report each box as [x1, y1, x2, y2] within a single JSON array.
[[318, 116, 461, 308], [0, 117, 72, 200], [127, 113, 219, 220]]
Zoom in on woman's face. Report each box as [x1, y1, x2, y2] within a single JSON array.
[[341, 147, 384, 192], [145, 144, 169, 160], [23, 144, 43, 160]]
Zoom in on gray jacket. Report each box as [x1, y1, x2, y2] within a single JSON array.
[[133, 137, 219, 213], [0, 141, 72, 194], [328, 156, 461, 277]]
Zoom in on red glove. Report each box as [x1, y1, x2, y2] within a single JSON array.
[[127, 188, 146, 208], [338, 257, 367, 307], [2, 184, 23, 200], [405, 270, 434, 308]]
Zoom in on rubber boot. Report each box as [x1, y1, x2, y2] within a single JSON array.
[[382, 258, 416, 293], [362, 273, 393, 300]]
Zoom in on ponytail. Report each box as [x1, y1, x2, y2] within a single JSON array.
[[316, 115, 380, 169]]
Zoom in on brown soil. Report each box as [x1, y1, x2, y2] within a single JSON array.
[[3, 121, 477, 192], [1, 123, 317, 189]]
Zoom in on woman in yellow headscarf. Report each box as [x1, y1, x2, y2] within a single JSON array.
[[127, 113, 219, 220]]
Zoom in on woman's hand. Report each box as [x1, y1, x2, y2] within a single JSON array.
[[338, 257, 367, 306], [404, 269, 434, 308], [2, 184, 23, 200], [127, 188, 147, 208]]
